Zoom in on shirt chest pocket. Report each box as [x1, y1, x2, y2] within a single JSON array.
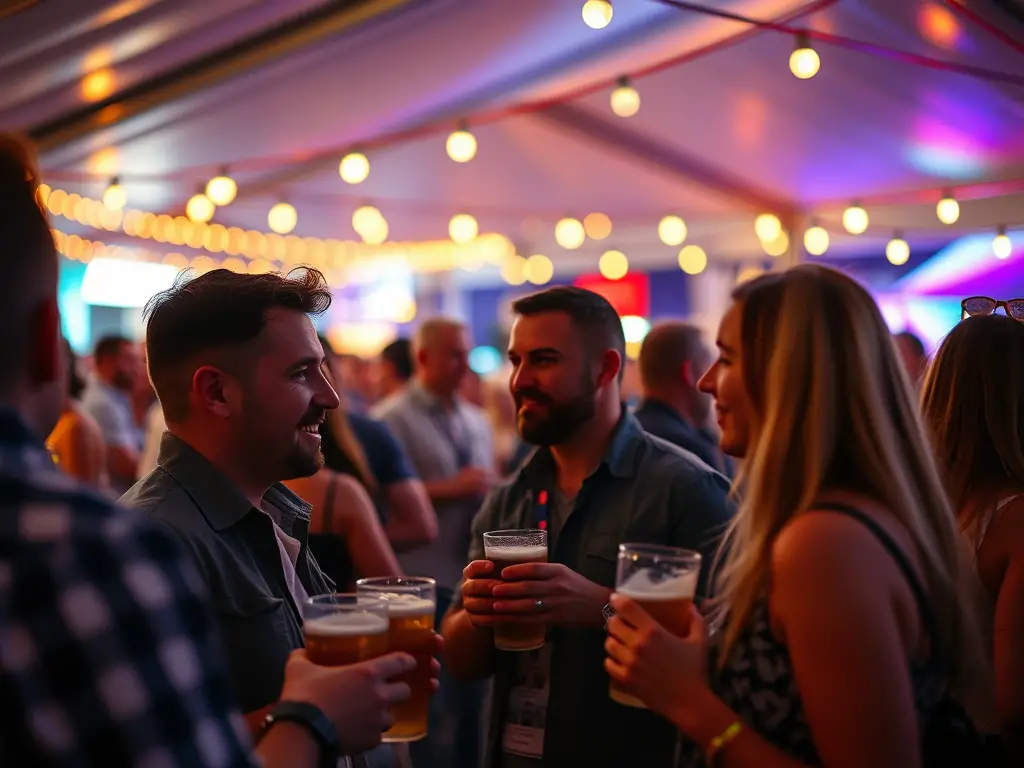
[[582, 534, 620, 588]]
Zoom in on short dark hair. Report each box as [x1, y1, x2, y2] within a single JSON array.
[[639, 321, 707, 390], [894, 330, 926, 359], [0, 133, 57, 392], [381, 337, 414, 382], [512, 286, 625, 378], [93, 335, 132, 363], [144, 267, 332, 421]]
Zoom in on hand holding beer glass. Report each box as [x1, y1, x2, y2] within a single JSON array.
[[608, 544, 701, 708], [483, 529, 548, 651], [355, 577, 437, 743]]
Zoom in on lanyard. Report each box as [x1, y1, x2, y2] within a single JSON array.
[[532, 488, 549, 532]]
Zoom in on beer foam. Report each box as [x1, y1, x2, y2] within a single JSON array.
[[616, 569, 697, 601], [484, 545, 547, 561], [305, 611, 388, 637], [383, 596, 435, 618]]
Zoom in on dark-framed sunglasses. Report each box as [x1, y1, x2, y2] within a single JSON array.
[[961, 296, 1024, 321]]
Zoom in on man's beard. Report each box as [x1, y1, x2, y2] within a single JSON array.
[[283, 442, 325, 480], [515, 377, 597, 447]]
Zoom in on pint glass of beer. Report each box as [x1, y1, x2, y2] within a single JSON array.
[[609, 543, 701, 708], [303, 593, 390, 667], [482, 529, 548, 651], [356, 577, 437, 743]]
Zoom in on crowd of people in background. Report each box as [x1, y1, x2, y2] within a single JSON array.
[[4, 126, 1023, 768]]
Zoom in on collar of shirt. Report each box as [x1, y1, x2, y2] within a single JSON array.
[[636, 398, 700, 434], [408, 379, 464, 415], [516, 409, 645, 488], [155, 432, 312, 535], [87, 373, 133, 407]]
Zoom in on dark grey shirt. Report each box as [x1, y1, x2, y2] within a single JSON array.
[[119, 434, 333, 714], [464, 413, 735, 768]]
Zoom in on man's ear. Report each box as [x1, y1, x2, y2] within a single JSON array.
[[192, 365, 233, 419], [597, 348, 622, 388]]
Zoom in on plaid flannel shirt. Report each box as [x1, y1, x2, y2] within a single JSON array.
[[0, 410, 257, 767]]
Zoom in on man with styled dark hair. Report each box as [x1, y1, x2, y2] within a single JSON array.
[[122, 267, 414, 752], [442, 285, 734, 768], [0, 135, 419, 767], [377, 337, 414, 402]]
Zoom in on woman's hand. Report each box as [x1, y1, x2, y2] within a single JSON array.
[[604, 593, 710, 723]]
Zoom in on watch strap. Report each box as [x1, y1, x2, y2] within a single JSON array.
[[602, 602, 616, 629], [262, 700, 340, 768]]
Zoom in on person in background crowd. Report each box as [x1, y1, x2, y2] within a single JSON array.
[[47, 337, 108, 489], [443, 286, 734, 768], [606, 265, 990, 767], [374, 316, 495, 768], [319, 335, 437, 552], [922, 311, 1024, 760], [338, 352, 374, 413], [894, 330, 928, 385], [0, 133, 422, 768], [80, 334, 144, 492], [636, 320, 731, 476], [376, 337, 414, 403], [137, 396, 166, 478], [121, 267, 433, 768]]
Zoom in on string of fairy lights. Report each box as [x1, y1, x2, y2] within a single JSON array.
[[48, 0, 1021, 287]]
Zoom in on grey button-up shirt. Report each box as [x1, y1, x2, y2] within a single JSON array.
[[465, 413, 735, 768], [373, 381, 494, 591], [120, 434, 334, 714]]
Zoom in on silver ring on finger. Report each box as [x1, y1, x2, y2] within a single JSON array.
[[535, 599, 545, 613]]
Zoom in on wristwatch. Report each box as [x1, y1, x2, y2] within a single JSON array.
[[602, 602, 616, 629], [262, 700, 340, 768]]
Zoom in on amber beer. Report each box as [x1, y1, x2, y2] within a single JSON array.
[[303, 593, 390, 667], [357, 577, 437, 743], [483, 529, 548, 651], [609, 544, 701, 709]]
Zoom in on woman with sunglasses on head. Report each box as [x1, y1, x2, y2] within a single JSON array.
[[921, 300, 1024, 761], [604, 265, 990, 767]]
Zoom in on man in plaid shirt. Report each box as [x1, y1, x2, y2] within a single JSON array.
[[0, 135, 421, 767]]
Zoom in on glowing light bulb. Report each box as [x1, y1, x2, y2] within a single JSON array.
[[339, 152, 370, 184], [789, 34, 820, 80], [842, 204, 869, 235], [268, 202, 297, 235], [803, 225, 829, 256], [678, 245, 707, 275], [102, 179, 126, 211], [554, 218, 586, 250], [502, 255, 529, 286], [186, 193, 215, 224], [886, 235, 910, 265], [584, 212, 612, 240], [599, 250, 629, 281], [754, 213, 782, 242], [936, 195, 960, 225], [993, 228, 1012, 260], [352, 205, 384, 237], [449, 213, 479, 244], [610, 78, 640, 118], [762, 230, 790, 257], [658, 215, 687, 246], [526, 254, 554, 285], [582, 0, 612, 29], [446, 129, 477, 163], [206, 173, 237, 206]]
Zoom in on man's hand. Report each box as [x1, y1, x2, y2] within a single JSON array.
[[460, 560, 502, 630], [490, 562, 612, 629], [450, 466, 495, 498], [280, 650, 415, 755]]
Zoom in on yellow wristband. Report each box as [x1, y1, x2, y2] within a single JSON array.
[[705, 721, 742, 764]]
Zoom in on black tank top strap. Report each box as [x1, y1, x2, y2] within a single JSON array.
[[814, 502, 941, 655]]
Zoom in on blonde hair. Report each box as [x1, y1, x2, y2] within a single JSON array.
[[714, 264, 986, 701], [920, 313, 1024, 547]]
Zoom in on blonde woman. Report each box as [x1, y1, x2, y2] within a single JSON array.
[[605, 265, 989, 767], [921, 309, 1024, 759]]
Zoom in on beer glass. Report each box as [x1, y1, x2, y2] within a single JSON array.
[[356, 577, 437, 743], [303, 593, 390, 667], [483, 529, 548, 651], [609, 543, 701, 708]]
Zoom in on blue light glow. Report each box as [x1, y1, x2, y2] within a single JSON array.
[[469, 346, 502, 376]]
